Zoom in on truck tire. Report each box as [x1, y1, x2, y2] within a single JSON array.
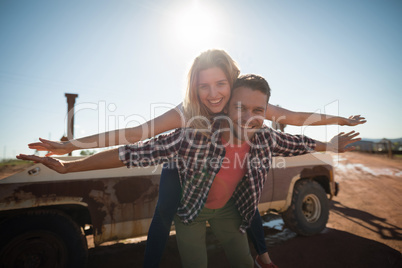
[[282, 179, 329, 236], [0, 209, 87, 268]]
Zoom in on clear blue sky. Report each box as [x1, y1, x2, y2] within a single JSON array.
[[1, 0, 401, 159]]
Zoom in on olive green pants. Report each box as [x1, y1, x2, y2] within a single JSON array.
[[174, 199, 253, 268]]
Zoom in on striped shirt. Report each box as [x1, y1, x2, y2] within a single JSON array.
[[119, 119, 316, 232]]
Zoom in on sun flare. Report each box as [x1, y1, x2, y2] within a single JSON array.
[[172, 3, 220, 47]]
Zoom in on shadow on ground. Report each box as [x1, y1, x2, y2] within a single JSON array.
[[88, 196, 402, 268], [262, 228, 401, 268], [88, 226, 401, 268], [330, 200, 402, 242]]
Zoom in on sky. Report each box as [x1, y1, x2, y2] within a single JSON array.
[[0, 0, 401, 159]]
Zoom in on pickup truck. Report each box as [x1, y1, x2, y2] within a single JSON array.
[[0, 153, 337, 267]]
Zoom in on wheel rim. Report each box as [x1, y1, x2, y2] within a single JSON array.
[[302, 194, 321, 223], [1, 231, 67, 268]]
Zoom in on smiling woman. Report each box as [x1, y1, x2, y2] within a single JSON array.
[[172, 3, 221, 46], [197, 67, 231, 114]]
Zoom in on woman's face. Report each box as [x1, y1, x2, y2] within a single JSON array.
[[197, 67, 231, 114]]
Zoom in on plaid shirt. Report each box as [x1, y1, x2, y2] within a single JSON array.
[[119, 120, 316, 232]]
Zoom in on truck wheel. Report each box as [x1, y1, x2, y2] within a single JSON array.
[[0, 209, 87, 268], [282, 179, 329, 236]]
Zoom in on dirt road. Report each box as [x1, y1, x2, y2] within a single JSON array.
[[87, 152, 402, 267]]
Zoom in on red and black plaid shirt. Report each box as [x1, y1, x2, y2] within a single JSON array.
[[119, 120, 316, 232]]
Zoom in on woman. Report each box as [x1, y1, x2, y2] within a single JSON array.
[[29, 49, 365, 268]]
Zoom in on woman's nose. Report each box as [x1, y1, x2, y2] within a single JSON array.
[[208, 86, 218, 97]]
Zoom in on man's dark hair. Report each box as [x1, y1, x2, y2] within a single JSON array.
[[232, 74, 271, 100]]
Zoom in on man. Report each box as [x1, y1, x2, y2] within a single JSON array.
[[17, 74, 360, 268]]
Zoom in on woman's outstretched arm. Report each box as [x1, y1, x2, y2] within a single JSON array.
[[266, 104, 366, 126], [29, 105, 184, 156], [16, 148, 123, 174]]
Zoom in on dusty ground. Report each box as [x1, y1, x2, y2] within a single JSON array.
[[86, 152, 402, 267], [0, 161, 34, 180]]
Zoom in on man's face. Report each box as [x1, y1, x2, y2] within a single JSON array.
[[227, 86, 268, 141]]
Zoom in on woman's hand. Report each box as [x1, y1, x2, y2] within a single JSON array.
[[16, 154, 68, 174], [28, 138, 73, 156], [340, 115, 367, 126]]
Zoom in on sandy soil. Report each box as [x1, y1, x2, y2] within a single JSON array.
[[86, 152, 402, 267], [0, 162, 34, 180]]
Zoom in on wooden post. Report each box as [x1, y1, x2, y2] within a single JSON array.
[[65, 93, 78, 156], [387, 140, 393, 159]]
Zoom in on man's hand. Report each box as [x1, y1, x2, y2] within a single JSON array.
[[327, 131, 361, 152], [16, 154, 68, 174], [28, 138, 73, 157]]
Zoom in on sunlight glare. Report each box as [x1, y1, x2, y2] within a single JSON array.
[[173, 3, 220, 48]]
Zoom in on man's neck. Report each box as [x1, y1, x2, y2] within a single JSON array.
[[221, 127, 244, 146]]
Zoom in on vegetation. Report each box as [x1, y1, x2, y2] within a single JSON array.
[[0, 159, 32, 166], [80, 150, 96, 156]]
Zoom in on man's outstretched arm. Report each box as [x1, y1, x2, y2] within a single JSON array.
[[16, 148, 124, 174]]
